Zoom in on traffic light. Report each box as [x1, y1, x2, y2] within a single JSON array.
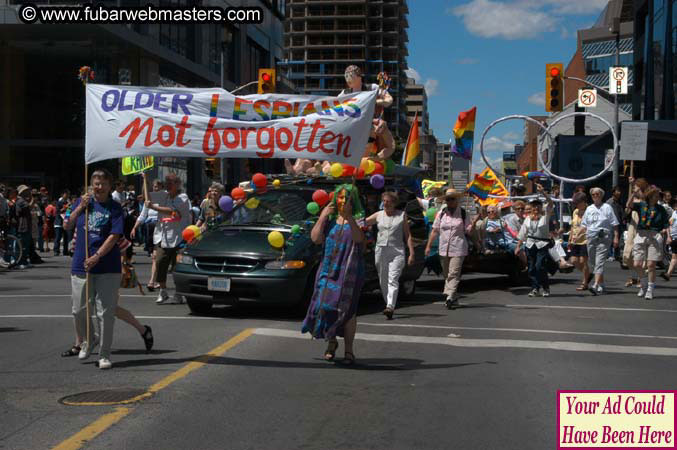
[[257, 68, 276, 94], [545, 63, 564, 112]]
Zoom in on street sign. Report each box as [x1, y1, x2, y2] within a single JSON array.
[[620, 122, 648, 161], [577, 88, 597, 107], [121, 155, 155, 175], [609, 67, 628, 94]]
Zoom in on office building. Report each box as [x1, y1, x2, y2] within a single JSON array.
[[281, 0, 410, 140], [0, 0, 286, 195]]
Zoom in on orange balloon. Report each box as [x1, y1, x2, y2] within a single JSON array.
[[231, 187, 246, 201], [342, 165, 355, 177], [373, 161, 384, 175]]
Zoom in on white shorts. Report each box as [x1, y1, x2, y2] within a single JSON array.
[[633, 230, 664, 262]]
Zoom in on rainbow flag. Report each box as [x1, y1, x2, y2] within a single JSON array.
[[467, 174, 495, 200], [451, 107, 476, 160], [402, 111, 420, 166], [522, 171, 548, 180], [467, 167, 510, 205]]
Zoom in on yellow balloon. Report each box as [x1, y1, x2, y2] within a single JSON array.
[[360, 158, 370, 172], [245, 198, 260, 209], [330, 162, 343, 178], [273, 179, 281, 188], [188, 225, 201, 237], [365, 159, 375, 175], [268, 231, 284, 249]]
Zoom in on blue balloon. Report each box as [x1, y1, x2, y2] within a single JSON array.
[[370, 174, 385, 189], [219, 195, 234, 212]]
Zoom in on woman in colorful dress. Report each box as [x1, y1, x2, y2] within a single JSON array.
[[302, 184, 366, 365]]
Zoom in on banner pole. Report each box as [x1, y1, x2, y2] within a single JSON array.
[[84, 164, 90, 350]]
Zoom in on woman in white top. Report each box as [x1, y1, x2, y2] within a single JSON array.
[[515, 184, 553, 297], [580, 187, 619, 295], [365, 191, 415, 319], [131, 177, 164, 291]]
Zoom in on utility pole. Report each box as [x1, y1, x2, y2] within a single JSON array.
[[611, 17, 621, 187], [220, 26, 233, 186]]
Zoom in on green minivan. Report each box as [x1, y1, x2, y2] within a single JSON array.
[[174, 172, 427, 315]]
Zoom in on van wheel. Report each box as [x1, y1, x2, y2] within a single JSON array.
[[399, 280, 416, 299], [187, 298, 213, 315]]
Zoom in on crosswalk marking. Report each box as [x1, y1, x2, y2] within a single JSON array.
[[253, 328, 677, 357]]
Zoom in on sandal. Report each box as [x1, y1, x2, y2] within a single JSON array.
[[576, 284, 588, 291], [343, 352, 356, 365], [146, 283, 159, 292], [141, 325, 154, 352], [61, 345, 81, 357], [324, 340, 338, 361]]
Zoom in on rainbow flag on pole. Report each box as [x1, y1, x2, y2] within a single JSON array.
[[451, 106, 477, 160], [402, 111, 420, 166], [467, 174, 495, 200]]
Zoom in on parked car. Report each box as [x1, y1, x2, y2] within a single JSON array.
[[174, 171, 427, 315]]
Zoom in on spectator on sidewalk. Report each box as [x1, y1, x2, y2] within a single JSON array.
[[54, 190, 71, 256], [14, 185, 33, 269]]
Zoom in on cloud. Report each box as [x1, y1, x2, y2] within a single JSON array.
[[424, 79, 440, 96], [456, 57, 480, 65], [405, 68, 421, 83], [451, 0, 556, 39], [528, 92, 545, 106], [483, 136, 518, 151], [560, 27, 570, 39], [406, 67, 439, 96], [502, 131, 521, 141], [450, 0, 606, 40]]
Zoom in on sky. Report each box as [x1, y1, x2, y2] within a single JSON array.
[[406, 0, 609, 174]]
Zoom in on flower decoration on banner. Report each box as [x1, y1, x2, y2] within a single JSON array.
[[77, 66, 95, 86]]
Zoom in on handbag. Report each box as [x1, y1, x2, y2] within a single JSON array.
[[121, 261, 145, 294]]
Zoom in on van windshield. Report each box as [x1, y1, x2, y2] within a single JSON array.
[[223, 190, 313, 226]]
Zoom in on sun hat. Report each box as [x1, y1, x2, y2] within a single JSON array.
[[444, 188, 463, 199]]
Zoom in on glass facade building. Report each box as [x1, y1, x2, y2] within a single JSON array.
[[633, 0, 676, 119]]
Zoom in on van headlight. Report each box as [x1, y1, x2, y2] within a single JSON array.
[[264, 260, 306, 270], [177, 254, 194, 265]]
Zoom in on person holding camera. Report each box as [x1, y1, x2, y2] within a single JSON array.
[[581, 187, 619, 295]]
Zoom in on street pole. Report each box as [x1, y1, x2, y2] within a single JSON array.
[[220, 41, 227, 186], [612, 20, 620, 188]]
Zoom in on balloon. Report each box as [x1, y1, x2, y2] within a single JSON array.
[[231, 187, 246, 201], [312, 189, 329, 207], [182, 225, 200, 242], [426, 207, 438, 222], [307, 202, 320, 215], [342, 165, 355, 177], [252, 173, 267, 188], [245, 198, 260, 209], [356, 168, 365, 179], [360, 158, 370, 172], [267, 231, 284, 249], [384, 159, 395, 175], [373, 161, 384, 175], [190, 225, 202, 238], [291, 224, 301, 234], [219, 195, 234, 212], [370, 174, 385, 189], [273, 179, 281, 188], [365, 159, 375, 174], [330, 162, 343, 178]]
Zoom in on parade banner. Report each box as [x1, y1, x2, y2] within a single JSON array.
[[85, 85, 377, 167]]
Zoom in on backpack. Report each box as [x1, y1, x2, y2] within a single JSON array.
[[437, 206, 466, 222]]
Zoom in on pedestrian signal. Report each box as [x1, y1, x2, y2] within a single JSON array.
[[545, 63, 564, 112], [257, 69, 276, 94]]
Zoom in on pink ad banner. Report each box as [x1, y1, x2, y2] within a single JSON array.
[[558, 390, 676, 449]]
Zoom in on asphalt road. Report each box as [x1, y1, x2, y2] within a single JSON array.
[[1, 250, 677, 450]]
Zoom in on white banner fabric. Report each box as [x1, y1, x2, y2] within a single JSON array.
[[85, 85, 377, 166]]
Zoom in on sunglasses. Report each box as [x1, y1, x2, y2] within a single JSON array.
[[445, 197, 458, 201]]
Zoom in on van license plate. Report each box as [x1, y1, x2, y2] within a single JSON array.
[[207, 277, 231, 292]]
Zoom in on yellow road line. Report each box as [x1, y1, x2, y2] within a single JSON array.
[[52, 407, 132, 450], [52, 328, 254, 449]]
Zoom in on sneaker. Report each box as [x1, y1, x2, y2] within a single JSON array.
[[607, 257, 615, 262], [596, 285, 605, 295], [645, 289, 653, 300], [445, 298, 459, 309], [528, 289, 539, 297], [588, 284, 598, 296], [542, 289, 550, 297], [98, 358, 112, 370], [637, 286, 646, 297], [78, 334, 100, 360], [171, 294, 185, 304], [156, 290, 170, 304]]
